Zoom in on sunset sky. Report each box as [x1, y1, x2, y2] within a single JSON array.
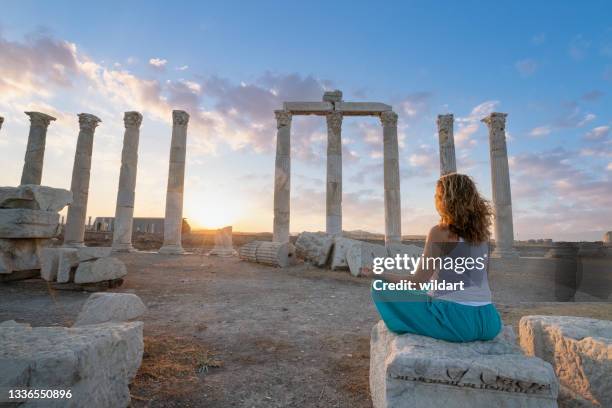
[[1, 1, 611, 240]]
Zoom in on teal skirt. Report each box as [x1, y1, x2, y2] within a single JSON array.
[[371, 286, 502, 342]]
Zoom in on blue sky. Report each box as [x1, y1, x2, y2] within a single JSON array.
[[0, 1, 610, 240]]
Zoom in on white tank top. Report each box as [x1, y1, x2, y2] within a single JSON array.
[[428, 238, 492, 306]]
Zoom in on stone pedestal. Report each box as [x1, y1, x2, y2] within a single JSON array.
[[21, 112, 56, 185], [159, 110, 189, 255], [64, 113, 101, 247], [112, 112, 143, 252], [326, 111, 343, 236], [437, 114, 456, 175], [482, 113, 518, 258], [272, 110, 292, 243], [380, 111, 401, 244]]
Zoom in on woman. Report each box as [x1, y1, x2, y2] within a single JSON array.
[[366, 173, 501, 342]]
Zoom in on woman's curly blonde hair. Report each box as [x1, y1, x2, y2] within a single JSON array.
[[435, 173, 492, 244]]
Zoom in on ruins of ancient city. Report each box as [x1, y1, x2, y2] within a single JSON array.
[[1, 3, 611, 408]]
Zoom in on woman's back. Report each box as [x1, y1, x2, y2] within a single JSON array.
[[429, 236, 492, 306]]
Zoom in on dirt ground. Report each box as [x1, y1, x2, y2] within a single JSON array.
[[1, 252, 611, 407]]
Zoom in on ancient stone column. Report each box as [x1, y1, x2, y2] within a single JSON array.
[[64, 113, 102, 247], [437, 114, 457, 175], [112, 111, 143, 252], [159, 110, 189, 254], [272, 110, 292, 243], [21, 112, 56, 185], [482, 113, 519, 258], [326, 111, 343, 236], [380, 111, 402, 244]]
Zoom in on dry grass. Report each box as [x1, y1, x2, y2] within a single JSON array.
[[130, 334, 221, 403]]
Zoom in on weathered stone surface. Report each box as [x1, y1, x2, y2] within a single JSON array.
[[386, 243, 423, 258], [159, 110, 189, 255], [74, 292, 147, 327], [77, 246, 112, 262], [0, 320, 143, 406], [0, 209, 59, 238], [0, 185, 72, 212], [519, 315, 612, 407], [330, 237, 360, 270], [57, 248, 79, 283], [346, 241, 388, 277], [371, 321, 558, 408], [335, 101, 392, 115], [283, 101, 333, 114], [74, 257, 127, 284], [272, 110, 292, 244], [295, 231, 334, 267], [0, 238, 46, 274], [40, 247, 76, 281], [482, 112, 518, 259], [239, 241, 296, 267]]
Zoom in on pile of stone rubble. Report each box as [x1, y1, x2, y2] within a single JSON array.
[[238, 231, 422, 275], [295, 232, 423, 276], [0, 292, 147, 408], [0, 185, 71, 281], [41, 246, 127, 290]]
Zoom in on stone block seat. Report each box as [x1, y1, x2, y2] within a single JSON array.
[[370, 321, 559, 408]]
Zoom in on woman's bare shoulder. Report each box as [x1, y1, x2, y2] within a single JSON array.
[[428, 224, 456, 242]]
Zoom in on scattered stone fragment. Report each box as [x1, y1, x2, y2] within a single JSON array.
[[346, 241, 388, 277], [519, 315, 612, 408], [330, 237, 360, 270], [74, 257, 127, 284], [295, 231, 334, 267], [239, 241, 296, 267], [370, 320, 558, 408], [74, 293, 147, 326]]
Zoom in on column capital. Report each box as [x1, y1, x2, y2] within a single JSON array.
[[25, 111, 56, 128], [172, 110, 190, 126], [326, 111, 343, 133], [78, 113, 102, 130], [379, 111, 398, 127], [481, 112, 508, 129], [124, 111, 143, 128], [274, 110, 292, 128], [437, 114, 454, 128]]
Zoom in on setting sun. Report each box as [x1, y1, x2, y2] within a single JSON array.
[[184, 198, 242, 229]]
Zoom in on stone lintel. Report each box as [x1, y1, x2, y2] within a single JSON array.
[[335, 102, 392, 115], [283, 101, 333, 115]]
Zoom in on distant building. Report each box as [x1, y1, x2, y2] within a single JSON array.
[[604, 231, 612, 244], [91, 217, 191, 235]]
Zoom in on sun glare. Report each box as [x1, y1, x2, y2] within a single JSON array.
[[185, 199, 241, 230]]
